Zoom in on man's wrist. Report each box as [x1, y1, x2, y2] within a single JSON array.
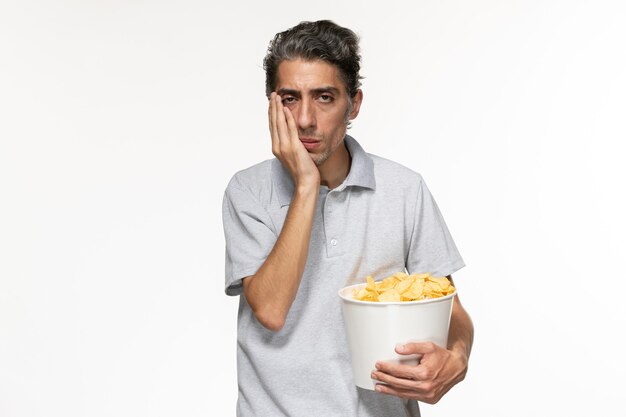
[[295, 178, 320, 195]]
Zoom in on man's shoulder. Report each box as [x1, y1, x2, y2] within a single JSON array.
[[225, 158, 275, 192], [368, 153, 424, 187]]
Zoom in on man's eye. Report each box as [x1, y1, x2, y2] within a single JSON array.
[[282, 97, 296, 104], [319, 95, 334, 102]]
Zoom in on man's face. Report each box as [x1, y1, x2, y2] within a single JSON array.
[[275, 59, 361, 167]]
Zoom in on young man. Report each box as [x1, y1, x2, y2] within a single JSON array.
[[223, 20, 473, 416]]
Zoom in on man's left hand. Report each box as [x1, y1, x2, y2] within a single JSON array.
[[371, 342, 468, 404]]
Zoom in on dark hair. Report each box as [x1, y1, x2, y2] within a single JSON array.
[[263, 20, 363, 98]]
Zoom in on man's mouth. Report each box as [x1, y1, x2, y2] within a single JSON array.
[[300, 138, 320, 150]]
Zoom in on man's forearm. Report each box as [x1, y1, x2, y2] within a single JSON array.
[[243, 184, 318, 331], [448, 296, 474, 361]]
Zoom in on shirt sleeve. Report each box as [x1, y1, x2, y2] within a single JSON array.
[[406, 177, 465, 277], [222, 183, 278, 296]]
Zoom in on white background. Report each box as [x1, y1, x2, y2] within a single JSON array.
[[1, 0, 625, 416]]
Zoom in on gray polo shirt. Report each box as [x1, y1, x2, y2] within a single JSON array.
[[222, 135, 464, 417]]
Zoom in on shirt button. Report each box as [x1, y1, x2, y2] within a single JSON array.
[[330, 238, 338, 246]]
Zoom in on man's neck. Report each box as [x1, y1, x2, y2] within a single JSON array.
[[319, 142, 351, 189]]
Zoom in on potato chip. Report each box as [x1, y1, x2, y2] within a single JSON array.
[[352, 272, 455, 302], [379, 276, 399, 291], [378, 288, 401, 302], [402, 278, 424, 300], [394, 276, 415, 294]]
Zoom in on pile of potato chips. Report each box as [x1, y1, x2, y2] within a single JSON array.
[[352, 272, 455, 302]]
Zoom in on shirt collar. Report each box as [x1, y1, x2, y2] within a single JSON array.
[[272, 135, 376, 207]]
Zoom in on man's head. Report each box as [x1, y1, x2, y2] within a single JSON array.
[[264, 20, 363, 169], [263, 20, 363, 102]]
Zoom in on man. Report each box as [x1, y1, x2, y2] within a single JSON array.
[[222, 20, 473, 416]]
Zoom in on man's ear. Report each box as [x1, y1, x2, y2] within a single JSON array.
[[348, 89, 363, 120]]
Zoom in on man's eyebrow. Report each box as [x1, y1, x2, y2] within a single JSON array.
[[311, 86, 340, 95], [276, 86, 341, 97], [276, 88, 301, 97]]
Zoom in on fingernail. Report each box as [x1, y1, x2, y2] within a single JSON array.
[[396, 343, 406, 353], [375, 362, 381, 369], [371, 372, 377, 380], [375, 384, 383, 392]]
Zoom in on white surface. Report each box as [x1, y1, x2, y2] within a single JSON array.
[[339, 284, 454, 390], [1, 1, 625, 416]]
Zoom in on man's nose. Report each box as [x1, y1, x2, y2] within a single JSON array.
[[296, 98, 316, 131]]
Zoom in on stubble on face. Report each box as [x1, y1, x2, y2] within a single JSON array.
[[305, 100, 354, 166], [299, 127, 343, 167]]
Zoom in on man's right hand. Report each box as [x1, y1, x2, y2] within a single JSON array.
[[241, 93, 320, 332], [269, 92, 320, 189]]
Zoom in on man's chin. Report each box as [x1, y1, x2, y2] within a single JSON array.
[[311, 153, 330, 167]]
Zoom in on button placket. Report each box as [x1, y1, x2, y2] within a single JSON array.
[[324, 190, 345, 257]]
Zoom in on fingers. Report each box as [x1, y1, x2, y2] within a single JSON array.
[[374, 383, 441, 404], [269, 93, 279, 156], [397, 341, 438, 355], [374, 383, 419, 401], [267, 92, 319, 186], [275, 96, 291, 145], [374, 360, 428, 381], [267, 93, 272, 133], [283, 105, 299, 139], [372, 343, 461, 404], [371, 369, 420, 390], [269, 92, 296, 157], [372, 361, 439, 403]]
